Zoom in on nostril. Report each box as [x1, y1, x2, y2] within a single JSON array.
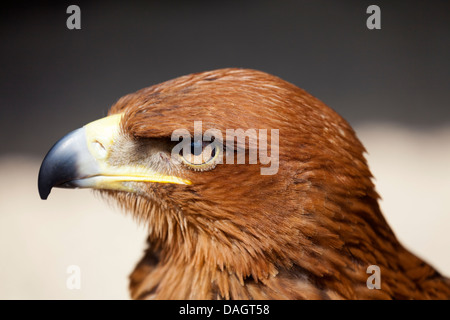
[[92, 141, 107, 158]]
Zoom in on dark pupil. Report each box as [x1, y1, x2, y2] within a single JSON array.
[[189, 141, 216, 159], [191, 141, 203, 156]]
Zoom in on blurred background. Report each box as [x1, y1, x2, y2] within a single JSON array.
[[0, 1, 449, 299]]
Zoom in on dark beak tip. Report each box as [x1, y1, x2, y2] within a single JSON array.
[[37, 128, 87, 201], [39, 194, 49, 200], [38, 166, 52, 200], [38, 186, 50, 200]]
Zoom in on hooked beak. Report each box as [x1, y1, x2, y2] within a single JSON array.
[[38, 114, 190, 200]]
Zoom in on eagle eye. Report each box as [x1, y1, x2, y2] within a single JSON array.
[[179, 140, 220, 171]]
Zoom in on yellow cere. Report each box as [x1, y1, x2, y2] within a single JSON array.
[[84, 113, 123, 161]]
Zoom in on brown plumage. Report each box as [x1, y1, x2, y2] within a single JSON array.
[[40, 68, 450, 299]]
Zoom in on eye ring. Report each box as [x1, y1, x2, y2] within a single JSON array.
[[179, 140, 221, 171]]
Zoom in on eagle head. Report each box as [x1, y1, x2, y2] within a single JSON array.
[[38, 68, 449, 299]]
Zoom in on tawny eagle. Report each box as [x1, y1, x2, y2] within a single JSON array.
[[38, 68, 450, 299]]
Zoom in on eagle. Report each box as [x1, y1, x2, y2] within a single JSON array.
[[38, 68, 450, 299]]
